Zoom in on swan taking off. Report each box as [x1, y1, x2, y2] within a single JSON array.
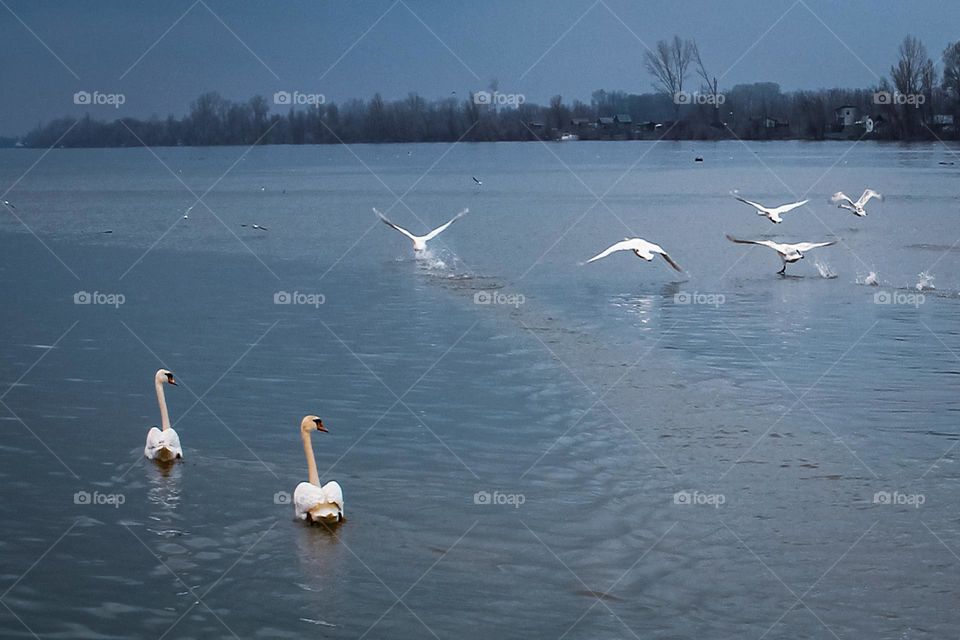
[[830, 189, 882, 216], [585, 238, 682, 271], [144, 369, 182, 462], [731, 191, 808, 224], [726, 234, 836, 275], [374, 207, 467, 253], [294, 415, 344, 524]]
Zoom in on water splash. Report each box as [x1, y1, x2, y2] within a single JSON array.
[[916, 271, 936, 291], [814, 261, 837, 279], [858, 271, 879, 286]]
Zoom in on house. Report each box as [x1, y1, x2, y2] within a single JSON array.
[[614, 114, 632, 125], [597, 116, 615, 128], [835, 105, 858, 127], [931, 114, 955, 130], [762, 117, 788, 129], [637, 121, 660, 132], [570, 118, 593, 129]]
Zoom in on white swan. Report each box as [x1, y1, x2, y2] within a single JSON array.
[[585, 238, 683, 271], [731, 191, 808, 224], [830, 189, 882, 217], [144, 369, 182, 461], [293, 415, 344, 524], [374, 207, 467, 253], [726, 234, 836, 275]]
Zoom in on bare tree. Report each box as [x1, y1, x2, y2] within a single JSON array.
[[645, 36, 694, 118], [942, 42, 960, 107], [691, 40, 722, 125], [890, 35, 934, 135]]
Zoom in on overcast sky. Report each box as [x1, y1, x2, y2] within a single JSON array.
[[1, 0, 957, 135]]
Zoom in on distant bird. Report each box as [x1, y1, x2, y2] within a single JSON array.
[[830, 189, 882, 217], [726, 234, 836, 275], [2, 200, 15, 210], [585, 238, 682, 272], [731, 191, 809, 224], [260, 186, 266, 191], [374, 207, 467, 253], [183, 205, 193, 220], [694, 156, 704, 162], [472, 176, 482, 186], [241, 223, 268, 231]]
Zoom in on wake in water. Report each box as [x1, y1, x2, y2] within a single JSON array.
[[857, 271, 880, 286], [415, 247, 472, 279], [814, 261, 837, 279]]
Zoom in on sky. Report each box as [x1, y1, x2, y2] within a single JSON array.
[[1, 0, 958, 135]]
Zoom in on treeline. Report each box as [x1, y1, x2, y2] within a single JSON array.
[[16, 35, 960, 148]]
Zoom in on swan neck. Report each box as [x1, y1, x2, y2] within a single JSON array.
[[155, 378, 171, 431], [302, 430, 320, 486]]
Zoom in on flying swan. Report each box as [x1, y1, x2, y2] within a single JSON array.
[[731, 191, 809, 224], [585, 238, 683, 271], [830, 189, 882, 217], [144, 369, 182, 461], [374, 207, 467, 253], [293, 415, 344, 524], [726, 234, 836, 275]]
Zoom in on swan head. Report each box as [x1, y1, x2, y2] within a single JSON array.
[[301, 415, 327, 433], [155, 369, 177, 386]]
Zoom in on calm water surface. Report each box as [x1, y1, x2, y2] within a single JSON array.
[[0, 141, 958, 638]]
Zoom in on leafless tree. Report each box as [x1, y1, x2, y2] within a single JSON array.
[[645, 36, 694, 116], [942, 42, 960, 104], [691, 40, 722, 124], [890, 35, 934, 134]]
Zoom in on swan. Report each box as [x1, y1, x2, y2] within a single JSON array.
[[730, 191, 808, 224], [472, 176, 483, 185], [144, 369, 182, 461], [374, 207, 467, 253], [293, 416, 344, 524], [726, 234, 836, 275], [830, 189, 882, 217], [584, 238, 683, 271], [2, 200, 15, 210]]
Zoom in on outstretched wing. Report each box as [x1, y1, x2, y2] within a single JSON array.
[[725, 234, 782, 252], [830, 192, 855, 206], [857, 189, 882, 207], [422, 208, 468, 242], [769, 199, 809, 216], [374, 208, 419, 242], [731, 192, 770, 213], [792, 240, 837, 252], [656, 250, 683, 272], [585, 239, 646, 264]]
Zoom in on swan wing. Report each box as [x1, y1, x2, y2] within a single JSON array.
[[792, 240, 837, 252], [374, 208, 420, 242], [294, 481, 326, 520], [144, 427, 182, 459], [422, 209, 468, 242], [294, 481, 343, 521], [731, 192, 770, 213], [655, 249, 683, 272], [830, 191, 855, 206], [585, 238, 648, 264], [857, 189, 883, 206], [769, 199, 809, 216], [322, 481, 344, 514], [726, 234, 784, 253]]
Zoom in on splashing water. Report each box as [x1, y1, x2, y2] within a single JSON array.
[[916, 271, 936, 291], [858, 271, 879, 286], [814, 261, 837, 279]]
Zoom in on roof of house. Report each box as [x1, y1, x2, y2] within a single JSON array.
[[615, 114, 632, 123], [597, 116, 615, 124], [835, 105, 857, 111]]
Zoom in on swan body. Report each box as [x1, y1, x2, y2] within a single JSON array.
[[374, 207, 467, 252], [585, 238, 683, 271], [144, 369, 181, 461], [726, 235, 836, 275], [831, 189, 882, 217], [731, 191, 808, 224], [294, 415, 344, 523]]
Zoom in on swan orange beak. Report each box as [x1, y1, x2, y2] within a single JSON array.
[[313, 418, 327, 432]]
